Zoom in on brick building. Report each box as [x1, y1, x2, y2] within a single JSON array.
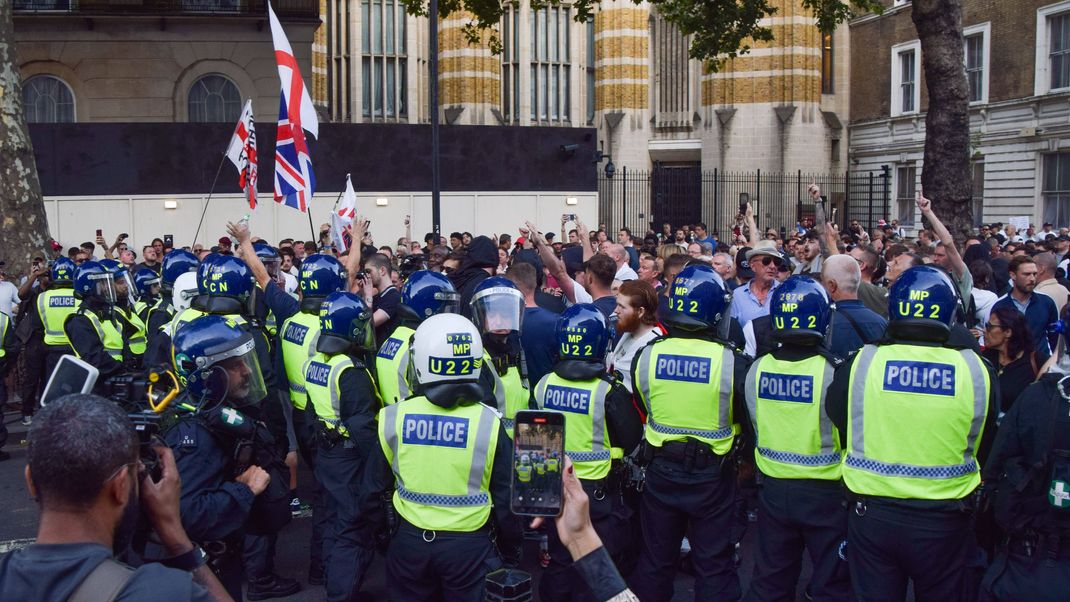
[[849, 0, 1070, 230]]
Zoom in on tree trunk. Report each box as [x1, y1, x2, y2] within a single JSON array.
[[0, 1, 51, 271], [912, 0, 973, 241]]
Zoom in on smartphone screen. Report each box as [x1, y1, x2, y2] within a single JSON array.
[[164, 234, 174, 247], [510, 410, 565, 516]]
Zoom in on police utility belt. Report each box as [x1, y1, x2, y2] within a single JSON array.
[[316, 419, 354, 449], [644, 437, 726, 470]]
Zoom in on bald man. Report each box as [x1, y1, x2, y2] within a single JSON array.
[[1034, 251, 1068, 314], [603, 242, 638, 281], [821, 254, 887, 358]]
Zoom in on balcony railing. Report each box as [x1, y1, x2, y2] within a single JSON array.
[[13, 0, 319, 18]]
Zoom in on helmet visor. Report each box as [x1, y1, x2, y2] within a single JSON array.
[[209, 338, 267, 406], [114, 271, 136, 307], [436, 290, 461, 315], [88, 272, 117, 304], [470, 288, 524, 334]]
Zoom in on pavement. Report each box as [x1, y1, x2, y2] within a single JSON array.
[[0, 407, 819, 601]]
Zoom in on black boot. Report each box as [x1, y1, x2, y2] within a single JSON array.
[[246, 573, 301, 600]]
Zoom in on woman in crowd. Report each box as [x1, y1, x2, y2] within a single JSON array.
[[982, 305, 1038, 412]]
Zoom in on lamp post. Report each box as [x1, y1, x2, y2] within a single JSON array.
[[429, 0, 441, 239]]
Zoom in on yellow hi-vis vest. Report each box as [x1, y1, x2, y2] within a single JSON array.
[[304, 351, 381, 435], [376, 325, 415, 406], [38, 288, 77, 346], [279, 311, 320, 410], [534, 373, 615, 481], [843, 344, 990, 500], [144, 297, 172, 332], [169, 307, 206, 339], [745, 353, 842, 480], [634, 338, 736, 455], [116, 308, 147, 356], [0, 311, 9, 358], [485, 352, 529, 434], [379, 397, 501, 532], [67, 310, 124, 361]]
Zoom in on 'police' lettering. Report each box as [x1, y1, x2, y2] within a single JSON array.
[[882, 361, 955, 396], [378, 337, 403, 360], [542, 385, 591, 414], [402, 414, 469, 448], [759, 372, 814, 403], [49, 295, 76, 308], [305, 361, 331, 387], [655, 354, 711, 384], [283, 322, 309, 345]]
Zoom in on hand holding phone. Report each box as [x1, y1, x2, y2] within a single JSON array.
[[510, 411, 565, 516]]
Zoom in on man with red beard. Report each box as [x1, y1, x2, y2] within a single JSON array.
[[609, 280, 663, 390]]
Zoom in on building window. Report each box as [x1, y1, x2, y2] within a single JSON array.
[[890, 40, 920, 116], [329, 0, 352, 121], [971, 161, 985, 227], [501, 5, 520, 122], [1036, 2, 1070, 95], [1044, 153, 1070, 226], [22, 75, 75, 123], [821, 32, 834, 94], [964, 24, 990, 105], [896, 164, 917, 227], [586, 17, 595, 125], [530, 5, 570, 123], [188, 74, 241, 123], [362, 0, 407, 120], [653, 11, 689, 126]]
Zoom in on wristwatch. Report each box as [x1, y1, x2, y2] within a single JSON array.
[[160, 545, 208, 572]]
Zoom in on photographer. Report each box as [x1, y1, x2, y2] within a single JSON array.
[[0, 394, 231, 601]]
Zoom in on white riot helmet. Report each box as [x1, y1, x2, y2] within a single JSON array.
[[410, 313, 484, 387], [172, 271, 199, 313]]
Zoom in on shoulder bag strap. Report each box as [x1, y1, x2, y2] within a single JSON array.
[[68, 558, 135, 602]]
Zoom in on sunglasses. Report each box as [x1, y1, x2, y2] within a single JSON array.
[[752, 256, 782, 267], [985, 322, 1004, 331]]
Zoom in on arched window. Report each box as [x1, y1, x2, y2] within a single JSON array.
[[188, 74, 241, 122], [22, 75, 75, 123]]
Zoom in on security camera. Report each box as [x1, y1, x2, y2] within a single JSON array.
[[560, 144, 579, 157]]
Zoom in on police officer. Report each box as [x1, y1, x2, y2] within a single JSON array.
[[533, 303, 643, 602], [251, 241, 283, 339], [357, 313, 522, 601], [375, 270, 460, 406], [35, 257, 78, 378], [0, 308, 16, 460], [470, 276, 530, 435], [980, 321, 1070, 601], [744, 276, 850, 601], [303, 291, 380, 601], [132, 267, 162, 323], [146, 249, 199, 349], [631, 264, 752, 601], [64, 261, 139, 383], [824, 265, 998, 601], [166, 315, 297, 601], [100, 258, 148, 361]]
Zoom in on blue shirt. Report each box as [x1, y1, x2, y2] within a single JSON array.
[[828, 300, 887, 358], [993, 292, 1059, 363], [521, 306, 560, 391], [730, 279, 780, 327]]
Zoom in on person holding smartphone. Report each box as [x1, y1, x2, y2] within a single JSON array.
[[356, 313, 521, 601], [532, 304, 643, 602]]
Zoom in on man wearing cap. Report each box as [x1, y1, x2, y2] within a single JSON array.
[[218, 237, 234, 255], [730, 240, 782, 327]]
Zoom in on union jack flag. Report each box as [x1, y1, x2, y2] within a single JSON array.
[[268, 2, 318, 213]]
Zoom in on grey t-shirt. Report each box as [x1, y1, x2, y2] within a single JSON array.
[[0, 543, 211, 601]]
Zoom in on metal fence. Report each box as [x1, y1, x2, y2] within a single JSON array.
[[598, 166, 892, 240]]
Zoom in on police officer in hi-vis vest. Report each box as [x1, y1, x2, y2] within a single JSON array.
[[534, 303, 643, 602], [64, 261, 139, 385], [744, 275, 851, 602], [101, 258, 149, 364], [36, 257, 78, 378], [825, 265, 998, 601], [376, 270, 460, 406], [132, 267, 162, 324], [470, 276, 530, 436], [303, 291, 381, 601], [145, 249, 198, 350], [631, 264, 752, 601], [357, 313, 522, 601]]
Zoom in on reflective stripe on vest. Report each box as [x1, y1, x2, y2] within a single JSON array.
[[38, 289, 77, 346], [380, 399, 499, 531], [304, 352, 363, 436], [744, 353, 841, 480], [376, 326, 414, 406], [635, 339, 736, 455], [486, 354, 529, 437], [144, 297, 173, 332], [280, 311, 321, 410], [75, 312, 125, 360], [169, 307, 206, 339], [534, 374, 614, 480], [0, 312, 9, 358], [118, 309, 147, 356], [844, 344, 989, 499]]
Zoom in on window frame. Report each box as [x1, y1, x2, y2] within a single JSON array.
[[963, 22, 990, 106], [529, 5, 571, 124], [187, 73, 242, 123], [1035, 1, 1070, 96], [361, 0, 408, 122], [1042, 152, 1070, 226], [896, 163, 918, 227], [890, 40, 921, 117], [22, 74, 76, 124]]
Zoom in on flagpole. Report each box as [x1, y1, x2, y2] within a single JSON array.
[[193, 152, 229, 247], [429, 0, 441, 240]]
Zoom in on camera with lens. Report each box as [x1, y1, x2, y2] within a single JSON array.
[[103, 370, 181, 482], [398, 253, 425, 280]]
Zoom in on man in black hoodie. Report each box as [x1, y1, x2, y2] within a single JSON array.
[[450, 235, 498, 317]]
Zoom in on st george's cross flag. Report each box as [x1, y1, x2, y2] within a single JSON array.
[[330, 174, 358, 252], [268, 2, 318, 212], [225, 99, 258, 209]]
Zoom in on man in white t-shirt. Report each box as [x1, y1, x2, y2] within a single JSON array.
[[0, 264, 21, 317], [608, 280, 662, 390]]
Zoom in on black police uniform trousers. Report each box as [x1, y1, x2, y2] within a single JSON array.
[[980, 537, 1070, 602], [18, 340, 49, 417], [293, 403, 328, 574], [745, 476, 851, 602], [848, 498, 984, 602], [540, 477, 631, 602], [386, 519, 502, 602], [315, 435, 374, 601], [631, 454, 740, 602]]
